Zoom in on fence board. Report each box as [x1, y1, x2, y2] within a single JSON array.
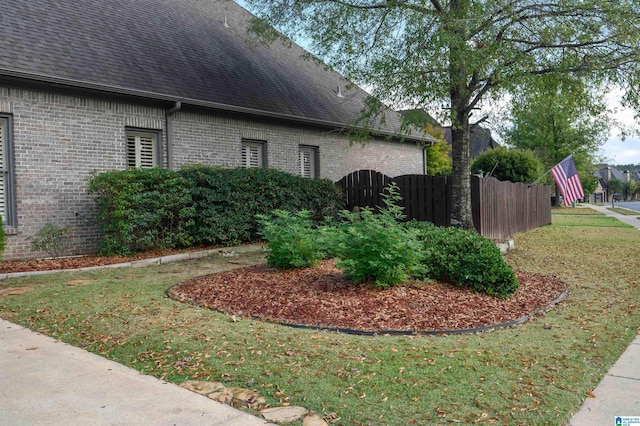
[[336, 170, 550, 239]]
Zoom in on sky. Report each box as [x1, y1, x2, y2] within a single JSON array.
[[600, 96, 640, 165]]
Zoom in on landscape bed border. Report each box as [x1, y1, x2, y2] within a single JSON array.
[[165, 276, 568, 337]]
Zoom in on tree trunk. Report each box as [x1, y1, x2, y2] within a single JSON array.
[[448, 0, 474, 229], [449, 105, 473, 228]]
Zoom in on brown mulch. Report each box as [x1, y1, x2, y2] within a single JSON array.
[[168, 259, 567, 333], [0, 246, 226, 274]]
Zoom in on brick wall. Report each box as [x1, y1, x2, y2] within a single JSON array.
[[0, 85, 424, 259]]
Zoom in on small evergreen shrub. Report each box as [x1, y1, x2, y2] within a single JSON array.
[[335, 184, 425, 288], [87, 168, 195, 255], [28, 223, 71, 258], [258, 210, 325, 268], [413, 224, 519, 298]]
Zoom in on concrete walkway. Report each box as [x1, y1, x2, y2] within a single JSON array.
[[567, 204, 640, 425], [0, 319, 270, 426]]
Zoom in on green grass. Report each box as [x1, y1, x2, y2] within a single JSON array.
[[1, 218, 639, 425], [608, 207, 640, 216], [551, 206, 603, 215]]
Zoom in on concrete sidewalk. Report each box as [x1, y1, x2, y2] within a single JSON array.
[[0, 318, 270, 426], [567, 204, 640, 425], [568, 335, 640, 425]]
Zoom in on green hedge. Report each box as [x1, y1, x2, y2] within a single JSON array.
[[180, 165, 343, 246], [87, 166, 344, 255], [87, 168, 195, 255]]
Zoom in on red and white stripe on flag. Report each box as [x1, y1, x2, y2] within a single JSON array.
[[550, 155, 584, 206]]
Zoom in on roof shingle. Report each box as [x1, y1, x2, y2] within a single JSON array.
[[0, 0, 429, 141]]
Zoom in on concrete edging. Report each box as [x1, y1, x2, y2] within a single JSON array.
[[0, 244, 266, 281]]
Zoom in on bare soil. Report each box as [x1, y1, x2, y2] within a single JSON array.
[[169, 259, 566, 333]]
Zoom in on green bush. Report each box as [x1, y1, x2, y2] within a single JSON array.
[[0, 225, 5, 261], [87, 165, 344, 255], [258, 210, 324, 268], [471, 146, 543, 183], [413, 223, 519, 298], [28, 223, 71, 258], [335, 184, 426, 288], [179, 165, 344, 246], [87, 168, 195, 255]]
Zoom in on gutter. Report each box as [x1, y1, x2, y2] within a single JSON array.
[[165, 101, 182, 170], [0, 68, 435, 143]]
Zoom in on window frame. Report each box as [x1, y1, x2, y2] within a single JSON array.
[[299, 145, 319, 178], [125, 128, 161, 169], [0, 114, 16, 227], [241, 139, 267, 168]]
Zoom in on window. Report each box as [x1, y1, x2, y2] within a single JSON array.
[[299, 145, 319, 178], [241, 140, 266, 168], [126, 129, 159, 168], [0, 115, 15, 226]]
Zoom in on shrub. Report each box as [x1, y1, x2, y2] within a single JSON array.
[[87, 168, 195, 255], [335, 184, 425, 288], [28, 223, 70, 258], [0, 225, 6, 261], [258, 210, 324, 268], [471, 146, 543, 183], [413, 223, 519, 298], [180, 165, 344, 246]]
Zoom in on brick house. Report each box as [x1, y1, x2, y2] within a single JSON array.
[[0, 0, 434, 259]]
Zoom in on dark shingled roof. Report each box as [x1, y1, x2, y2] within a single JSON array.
[[0, 0, 431, 141]]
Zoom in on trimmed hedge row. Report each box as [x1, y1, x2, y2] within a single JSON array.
[[87, 165, 344, 255]]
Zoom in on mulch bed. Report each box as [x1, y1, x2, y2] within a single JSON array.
[[168, 259, 567, 333], [0, 246, 225, 274]]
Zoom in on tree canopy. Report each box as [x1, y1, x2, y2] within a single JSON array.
[[245, 0, 640, 227]]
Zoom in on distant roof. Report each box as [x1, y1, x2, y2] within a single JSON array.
[[0, 0, 431, 142], [401, 109, 498, 157]]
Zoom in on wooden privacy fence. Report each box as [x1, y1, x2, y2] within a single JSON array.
[[336, 170, 551, 239]]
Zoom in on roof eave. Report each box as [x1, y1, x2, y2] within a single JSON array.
[[0, 68, 431, 143]]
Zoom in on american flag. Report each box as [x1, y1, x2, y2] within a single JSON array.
[[550, 155, 584, 206]]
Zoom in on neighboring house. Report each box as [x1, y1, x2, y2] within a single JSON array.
[[590, 166, 638, 202], [401, 109, 498, 158], [0, 0, 435, 258]]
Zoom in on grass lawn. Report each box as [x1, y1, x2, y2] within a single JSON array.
[[1, 214, 639, 425], [608, 207, 640, 216]]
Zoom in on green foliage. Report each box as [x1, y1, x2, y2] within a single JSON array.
[[258, 210, 325, 268], [28, 223, 71, 259], [471, 147, 544, 183], [88, 165, 344, 255], [179, 165, 344, 246], [413, 224, 519, 299], [335, 186, 426, 288], [258, 184, 517, 296], [608, 178, 624, 195], [503, 76, 608, 185], [87, 168, 195, 255], [426, 140, 452, 176], [246, 0, 640, 228], [0, 226, 6, 261], [581, 173, 599, 195]]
